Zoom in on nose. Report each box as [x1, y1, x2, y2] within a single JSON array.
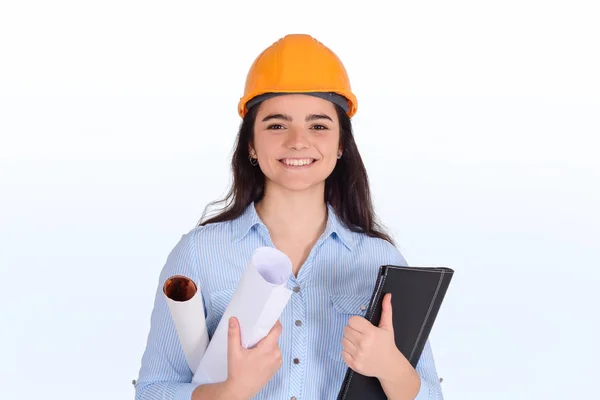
[[285, 127, 309, 150]]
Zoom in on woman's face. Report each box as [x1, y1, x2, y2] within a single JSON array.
[[250, 94, 342, 194]]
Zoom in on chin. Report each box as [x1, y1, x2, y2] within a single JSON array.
[[269, 177, 327, 193]]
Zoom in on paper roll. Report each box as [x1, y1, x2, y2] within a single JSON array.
[[163, 275, 209, 372], [192, 246, 293, 385]]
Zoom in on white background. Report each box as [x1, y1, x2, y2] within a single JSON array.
[[1, 1, 599, 399]]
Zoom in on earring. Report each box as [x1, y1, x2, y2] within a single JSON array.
[[248, 154, 258, 166], [337, 152, 342, 159]]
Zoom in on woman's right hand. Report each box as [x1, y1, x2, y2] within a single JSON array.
[[224, 316, 283, 400]]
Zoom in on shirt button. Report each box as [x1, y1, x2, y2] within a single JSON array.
[[360, 304, 367, 311], [293, 286, 300, 293], [293, 357, 300, 364], [295, 320, 302, 327]]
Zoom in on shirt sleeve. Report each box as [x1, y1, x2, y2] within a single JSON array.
[[413, 340, 444, 399], [134, 230, 202, 400], [386, 241, 445, 399]]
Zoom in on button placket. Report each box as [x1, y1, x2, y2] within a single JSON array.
[[289, 280, 307, 399]]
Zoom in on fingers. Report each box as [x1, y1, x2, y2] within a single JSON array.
[[378, 293, 394, 331], [341, 348, 356, 370], [341, 336, 357, 354], [343, 324, 362, 347], [383, 293, 393, 314], [227, 317, 241, 357], [347, 315, 372, 333]]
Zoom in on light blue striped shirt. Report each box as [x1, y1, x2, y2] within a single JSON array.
[[135, 202, 443, 399]]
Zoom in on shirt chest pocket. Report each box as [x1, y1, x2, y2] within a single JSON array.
[[325, 293, 372, 363]]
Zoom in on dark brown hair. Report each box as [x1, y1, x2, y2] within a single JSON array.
[[198, 101, 394, 244]]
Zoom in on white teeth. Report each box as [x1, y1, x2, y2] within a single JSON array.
[[282, 158, 314, 166]]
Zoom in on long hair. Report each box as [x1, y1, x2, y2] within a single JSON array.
[[198, 102, 394, 244]]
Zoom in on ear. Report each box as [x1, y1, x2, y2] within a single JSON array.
[[248, 144, 255, 157]]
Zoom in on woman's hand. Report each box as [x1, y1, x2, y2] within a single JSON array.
[[223, 317, 283, 400], [341, 293, 420, 398]]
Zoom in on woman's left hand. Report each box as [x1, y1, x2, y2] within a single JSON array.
[[341, 293, 416, 385]]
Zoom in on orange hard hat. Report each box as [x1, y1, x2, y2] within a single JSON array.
[[237, 34, 358, 118]]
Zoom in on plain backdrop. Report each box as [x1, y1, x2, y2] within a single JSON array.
[[1, 1, 599, 399]]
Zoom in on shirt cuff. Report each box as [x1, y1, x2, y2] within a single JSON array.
[[413, 378, 431, 400], [165, 382, 198, 400]]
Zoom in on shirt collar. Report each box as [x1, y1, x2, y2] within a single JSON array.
[[231, 202, 263, 242], [323, 203, 354, 251], [232, 202, 354, 251]]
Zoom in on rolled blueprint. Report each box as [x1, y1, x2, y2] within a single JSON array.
[[163, 275, 209, 372], [192, 246, 293, 385]]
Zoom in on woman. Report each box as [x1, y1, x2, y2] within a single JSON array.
[[135, 34, 443, 400]]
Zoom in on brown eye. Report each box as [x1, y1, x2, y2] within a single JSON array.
[[267, 124, 285, 130], [311, 124, 328, 130]]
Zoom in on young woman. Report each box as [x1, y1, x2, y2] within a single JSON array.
[[135, 34, 443, 400]]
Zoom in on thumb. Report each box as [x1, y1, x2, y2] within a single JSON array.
[[227, 317, 241, 358], [378, 293, 394, 332]]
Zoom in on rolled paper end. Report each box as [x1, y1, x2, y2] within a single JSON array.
[[163, 275, 197, 302], [252, 247, 293, 285]]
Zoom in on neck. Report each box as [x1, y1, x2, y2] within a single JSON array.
[[255, 183, 328, 241]]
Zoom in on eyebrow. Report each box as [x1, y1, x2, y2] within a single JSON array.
[[261, 113, 333, 122]]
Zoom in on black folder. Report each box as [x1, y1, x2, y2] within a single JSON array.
[[337, 265, 454, 400]]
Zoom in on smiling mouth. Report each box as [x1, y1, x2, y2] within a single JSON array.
[[278, 158, 317, 167]]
